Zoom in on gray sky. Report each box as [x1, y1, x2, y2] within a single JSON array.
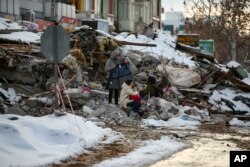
[[162, 0, 185, 13]]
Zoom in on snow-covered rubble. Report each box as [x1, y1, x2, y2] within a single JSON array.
[[242, 75, 250, 85], [115, 32, 197, 68], [1, 17, 250, 167], [229, 118, 250, 127], [0, 87, 21, 105], [227, 61, 241, 68], [0, 17, 23, 30], [0, 31, 41, 44], [0, 18, 40, 44], [85, 104, 137, 125], [209, 88, 250, 113], [142, 98, 210, 130]]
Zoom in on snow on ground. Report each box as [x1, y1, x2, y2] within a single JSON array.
[[0, 31, 41, 44], [142, 118, 200, 130], [229, 118, 250, 127], [0, 113, 121, 167], [114, 32, 197, 68], [209, 88, 250, 113], [0, 17, 23, 30], [93, 136, 186, 167]]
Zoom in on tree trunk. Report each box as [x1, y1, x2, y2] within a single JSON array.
[[231, 0, 237, 61]]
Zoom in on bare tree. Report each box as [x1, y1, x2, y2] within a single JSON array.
[[183, 0, 250, 62]]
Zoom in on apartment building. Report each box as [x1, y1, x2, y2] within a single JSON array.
[[0, 0, 161, 32], [116, 0, 161, 32]]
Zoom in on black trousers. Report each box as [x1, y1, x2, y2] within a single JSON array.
[[127, 101, 141, 113], [109, 89, 119, 105]]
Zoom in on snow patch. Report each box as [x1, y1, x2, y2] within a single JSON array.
[[227, 61, 240, 68], [242, 77, 250, 86], [0, 114, 121, 167], [94, 136, 186, 167], [229, 118, 250, 127], [209, 88, 250, 113], [142, 118, 200, 130], [0, 18, 23, 30], [0, 31, 41, 44]]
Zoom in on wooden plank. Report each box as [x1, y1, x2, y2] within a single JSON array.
[[176, 43, 214, 62], [115, 40, 157, 47], [233, 115, 250, 121]]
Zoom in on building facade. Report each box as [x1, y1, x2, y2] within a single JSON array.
[[116, 0, 161, 32], [0, 0, 161, 32], [0, 0, 76, 21], [0, 0, 20, 20], [70, 0, 116, 28]]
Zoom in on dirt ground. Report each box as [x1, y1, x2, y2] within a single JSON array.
[[50, 120, 250, 167], [199, 123, 250, 150], [150, 123, 250, 167], [50, 125, 167, 167]]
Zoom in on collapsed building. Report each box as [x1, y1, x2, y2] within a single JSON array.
[[0, 21, 250, 126]]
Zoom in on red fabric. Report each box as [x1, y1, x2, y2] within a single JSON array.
[[129, 94, 141, 101]]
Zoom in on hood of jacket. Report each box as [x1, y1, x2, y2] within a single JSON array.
[[110, 50, 120, 60]]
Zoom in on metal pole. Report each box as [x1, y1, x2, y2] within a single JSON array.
[[53, 26, 59, 109]]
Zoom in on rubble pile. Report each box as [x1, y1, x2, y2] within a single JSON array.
[[0, 18, 250, 127], [154, 60, 250, 115], [69, 28, 117, 67], [114, 31, 250, 122], [0, 47, 40, 85], [84, 104, 137, 125]]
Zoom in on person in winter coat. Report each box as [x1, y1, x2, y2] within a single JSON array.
[[105, 49, 129, 104], [119, 79, 141, 115], [140, 76, 163, 98]]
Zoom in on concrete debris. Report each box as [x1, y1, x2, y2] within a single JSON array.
[[87, 104, 137, 125], [125, 51, 142, 66], [141, 54, 160, 68], [0, 25, 250, 127], [155, 98, 180, 120], [64, 87, 90, 99], [0, 96, 8, 114], [5, 105, 26, 116], [156, 64, 201, 88]]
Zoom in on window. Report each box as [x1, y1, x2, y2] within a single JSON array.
[[135, 4, 143, 22], [145, 6, 149, 23], [101, 0, 108, 18], [118, 1, 128, 19]]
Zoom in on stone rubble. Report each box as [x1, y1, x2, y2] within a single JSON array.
[[0, 27, 250, 125]]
